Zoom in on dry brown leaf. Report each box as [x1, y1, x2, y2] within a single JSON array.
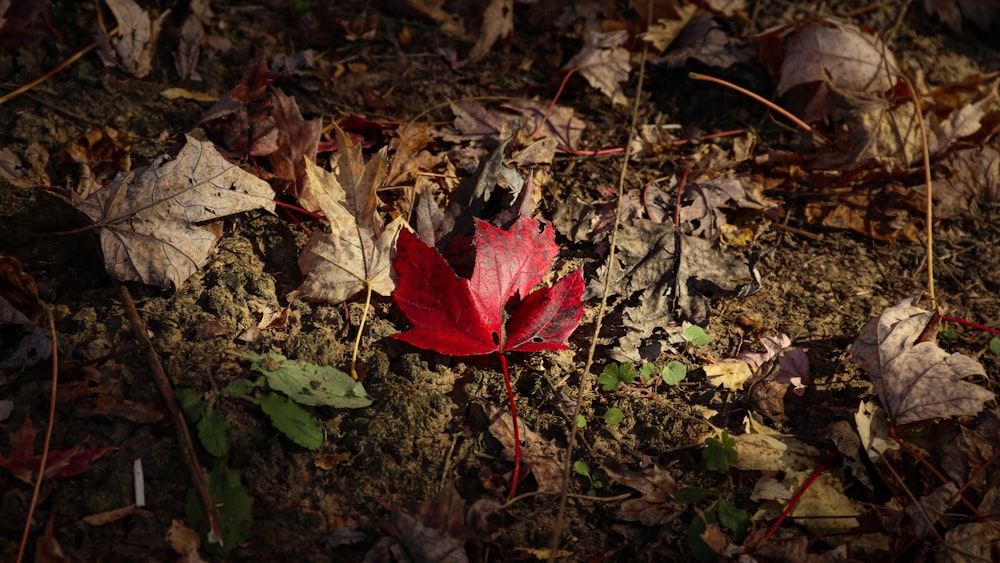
[[173, 0, 213, 80], [601, 461, 681, 526], [98, 0, 169, 78], [641, 3, 697, 52], [166, 518, 204, 559], [774, 20, 899, 123], [293, 123, 402, 303], [849, 296, 993, 425], [268, 89, 322, 209], [483, 403, 565, 493], [563, 30, 631, 106], [654, 11, 754, 69], [467, 0, 512, 62], [71, 136, 275, 289], [47, 127, 132, 199], [367, 483, 499, 563]]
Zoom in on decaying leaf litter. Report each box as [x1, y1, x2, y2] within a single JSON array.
[[0, 0, 999, 561]]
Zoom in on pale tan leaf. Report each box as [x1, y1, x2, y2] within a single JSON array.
[[563, 30, 631, 106], [641, 3, 697, 52], [776, 21, 899, 123], [849, 296, 993, 425], [100, 0, 169, 78], [294, 156, 402, 304], [72, 136, 275, 289], [467, 0, 513, 62]]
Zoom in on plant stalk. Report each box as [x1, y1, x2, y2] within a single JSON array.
[[499, 352, 521, 498]]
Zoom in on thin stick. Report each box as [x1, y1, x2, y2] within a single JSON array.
[[349, 285, 372, 380], [548, 24, 652, 563], [904, 76, 935, 305], [15, 306, 58, 563], [688, 72, 833, 147], [116, 282, 224, 545], [0, 27, 119, 106]]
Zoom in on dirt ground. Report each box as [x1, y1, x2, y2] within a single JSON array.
[[1, 1, 999, 561]]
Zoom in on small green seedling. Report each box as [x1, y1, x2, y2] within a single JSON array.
[[703, 431, 737, 473], [989, 336, 1000, 356], [576, 414, 587, 428], [573, 460, 606, 496], [683, 325, 711, 346], [676, 486, 749, 561], [603, 407, 624, 425], [639, 361, 687, 385], [939, 327, 959, 345], [598, 362, 637, 391]]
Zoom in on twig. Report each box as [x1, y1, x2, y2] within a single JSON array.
[[0, 27, 119, 106], [115, 282, 224, 545], [16, 305, 58, 563], [903, 73, 936, 306], [548, 16, 652, 562], [688, 72, 833, 147]]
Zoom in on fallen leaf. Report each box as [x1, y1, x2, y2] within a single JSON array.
[[47, 127, 132, 199], [563, 30, 631, 106], [392, 216, 585, 356], [294, 123, 402, 303], [0, 256, 52, 371], [773, 20, 899, 123], [57, 364, 166, 423], [854, 400, 898, 463], [173, 0, 213, 80], [199, 59, 278, 159], [166, 518, 203, 560], [0, 414, 116, 484], [484, 403, 565, 493], [849, 296, 993, 425], [367, 483, 500, 563], [405, 0, 465, 38], [83, 504, 137, 526], [467, 0, 512, 62], [897, 482, 959, 538], [703, 361, 753, 390], [267, 88, 322, 208], [160, 88, 218, 102], [35, 514, 68, 563], [656, 11, 753, 69], [71, 135, 276, 289], [591, 219, 749, 360], [601, 461, 681, 526], [98, 0, 169, 78], [640, 2, 697, 52]]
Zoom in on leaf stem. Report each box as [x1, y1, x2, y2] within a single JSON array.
[[688, 72, 833, 147], [499, 352, 521, 499], [350, 285, 373, 380]]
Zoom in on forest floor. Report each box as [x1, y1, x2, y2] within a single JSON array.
[[1, 1, 1000, 561]]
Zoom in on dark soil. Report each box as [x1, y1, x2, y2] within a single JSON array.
[[1, 1, 999, 561]]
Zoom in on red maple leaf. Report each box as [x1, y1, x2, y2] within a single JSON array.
[[0, 414, 116, 484], [392, 216, 584, 498], [392, 216, 584, 356]]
